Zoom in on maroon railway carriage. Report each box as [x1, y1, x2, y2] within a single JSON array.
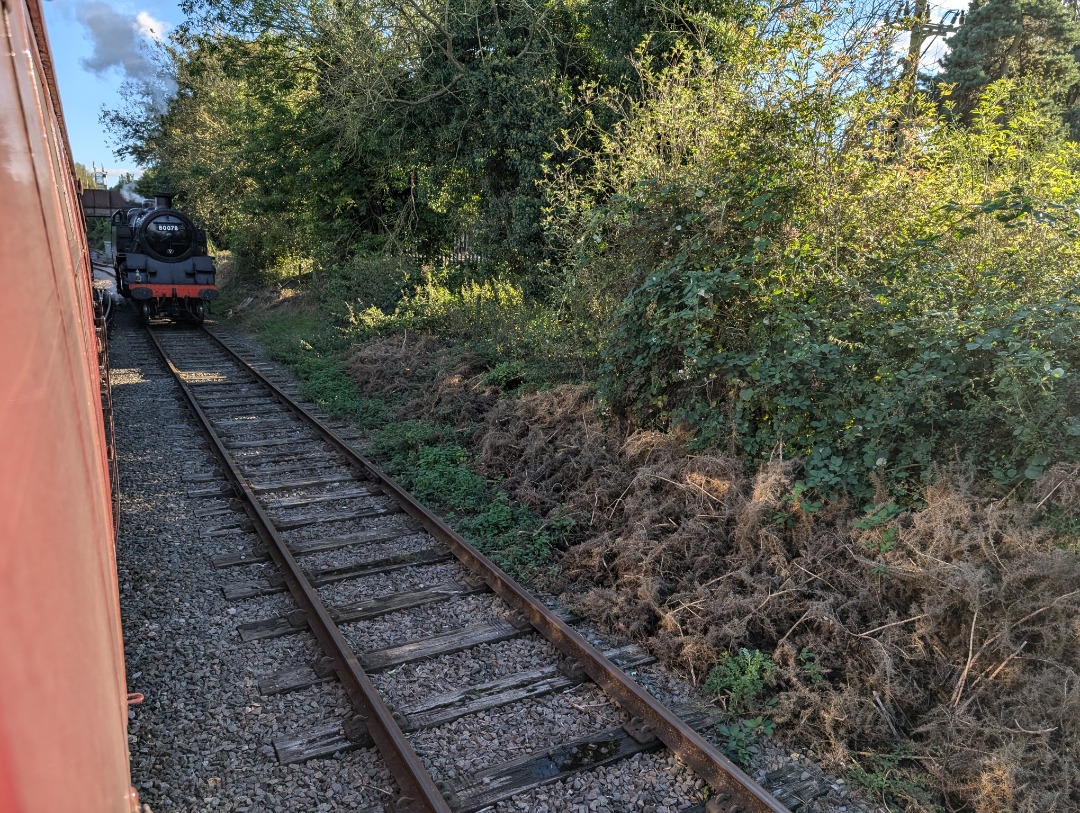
[[0, 0, 138, 810]]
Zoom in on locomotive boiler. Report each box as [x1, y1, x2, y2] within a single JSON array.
[[113, 193, 218, 322]]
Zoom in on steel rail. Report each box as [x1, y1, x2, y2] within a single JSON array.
[[201, 325, 789, 813], [147, 327, 452, 813]]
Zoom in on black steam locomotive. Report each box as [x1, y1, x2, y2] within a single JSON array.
[[113, 193, 218, 322]]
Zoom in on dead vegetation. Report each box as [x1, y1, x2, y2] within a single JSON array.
[[346, 339, 1080, 812], [348, 336, 496, 425]]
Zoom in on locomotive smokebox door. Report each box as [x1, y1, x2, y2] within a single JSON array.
[[144, 214, 194, 261]]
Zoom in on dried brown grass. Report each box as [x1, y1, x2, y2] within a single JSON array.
[[557, 448, 1080, 812], [347, 341, 1080, 812], [347, 335, 494, 425]]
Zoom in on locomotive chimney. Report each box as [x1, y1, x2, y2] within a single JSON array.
[[154, 192, 175, 209]]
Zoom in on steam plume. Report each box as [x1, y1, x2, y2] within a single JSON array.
[[118, 182, 148, 204], [75, 2, 177, 110]]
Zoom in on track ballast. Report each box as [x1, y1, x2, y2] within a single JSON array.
[[142, 322, 790, 813]]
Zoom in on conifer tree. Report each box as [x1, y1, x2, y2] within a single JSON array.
[[938, 0, 1080, 130]]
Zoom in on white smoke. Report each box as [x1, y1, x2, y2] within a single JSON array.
[[75, 2, 177, 110], [135, 11, 167, 43], [118, 182, 148, 204]]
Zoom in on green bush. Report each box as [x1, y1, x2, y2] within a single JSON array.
[[343, 269, 599, 385], [317, 254, 415, 313], [552, 40, 1080, 497], [704, 648, 778, 714]]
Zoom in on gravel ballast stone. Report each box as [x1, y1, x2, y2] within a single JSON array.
[[112, 318, 396, 811]]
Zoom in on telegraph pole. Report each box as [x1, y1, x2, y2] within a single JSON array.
[[904, 0, 930, 93], [898, 2, 966, 91], [892, 1, 965, 127]]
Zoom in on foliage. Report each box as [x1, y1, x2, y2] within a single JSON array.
[[704, 648, 778, 714], [369, 419, 565, 580], [73, 162, 103, 190], [457, 495, 570, 579], [317, 254, 416, 313], [369, 419, 452, 472], [480, 360, 534, 393], [848, 744, 937, 810], [343, 270, 598, 383], [116, 5, 1080, 807], [250, 310, 386, 424], [107, 26, 407, 279], [798, 648, 825, 685], [715, 716, 775, 769], [550, 35, 1080, 495], [854, 502, 904, 554]]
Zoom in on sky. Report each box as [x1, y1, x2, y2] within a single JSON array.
[[41, 0, 185, 182]]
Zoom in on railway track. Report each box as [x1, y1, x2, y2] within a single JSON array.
[[146, 323, 790, 813]]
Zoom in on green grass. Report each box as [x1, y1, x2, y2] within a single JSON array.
[[217, 283, 567, 583], [237, 310, 388, 425], [371, 419, 565, 581]]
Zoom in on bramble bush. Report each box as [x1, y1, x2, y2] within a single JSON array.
[[549, 33, 1080, 496]]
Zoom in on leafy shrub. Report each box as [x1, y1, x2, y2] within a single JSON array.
[[299, 362, 386, 424], [343, 269, 598, 385], [704, 648, 778, 714], [481, 360, 531, 392], [457, 494, 566, 579], [848, 744, 936, 810], [409, 444, 488, 511], [317, 254, 415, 312], [552, 42, 1080, 497]]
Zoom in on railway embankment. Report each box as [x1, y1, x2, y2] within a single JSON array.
[[204, 284, 1080, 812], [112, 304, 887, 812]]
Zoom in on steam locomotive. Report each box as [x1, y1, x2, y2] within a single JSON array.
[[113, 192, 218, 322]]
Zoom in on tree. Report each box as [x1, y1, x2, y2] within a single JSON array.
[[938, 0, 1080, 130], [73, 162, 103, 189]]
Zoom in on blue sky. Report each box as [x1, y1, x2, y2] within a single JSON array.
[[41, 0, 185, 181]]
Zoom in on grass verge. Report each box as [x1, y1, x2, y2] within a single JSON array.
[[217, 283, 563, 583]]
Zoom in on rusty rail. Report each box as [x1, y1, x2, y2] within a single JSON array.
[[200, 325, 789, 813], [147, 327, 452, 813]]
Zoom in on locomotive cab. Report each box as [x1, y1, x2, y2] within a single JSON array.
[[112, 193, 218, 323]]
